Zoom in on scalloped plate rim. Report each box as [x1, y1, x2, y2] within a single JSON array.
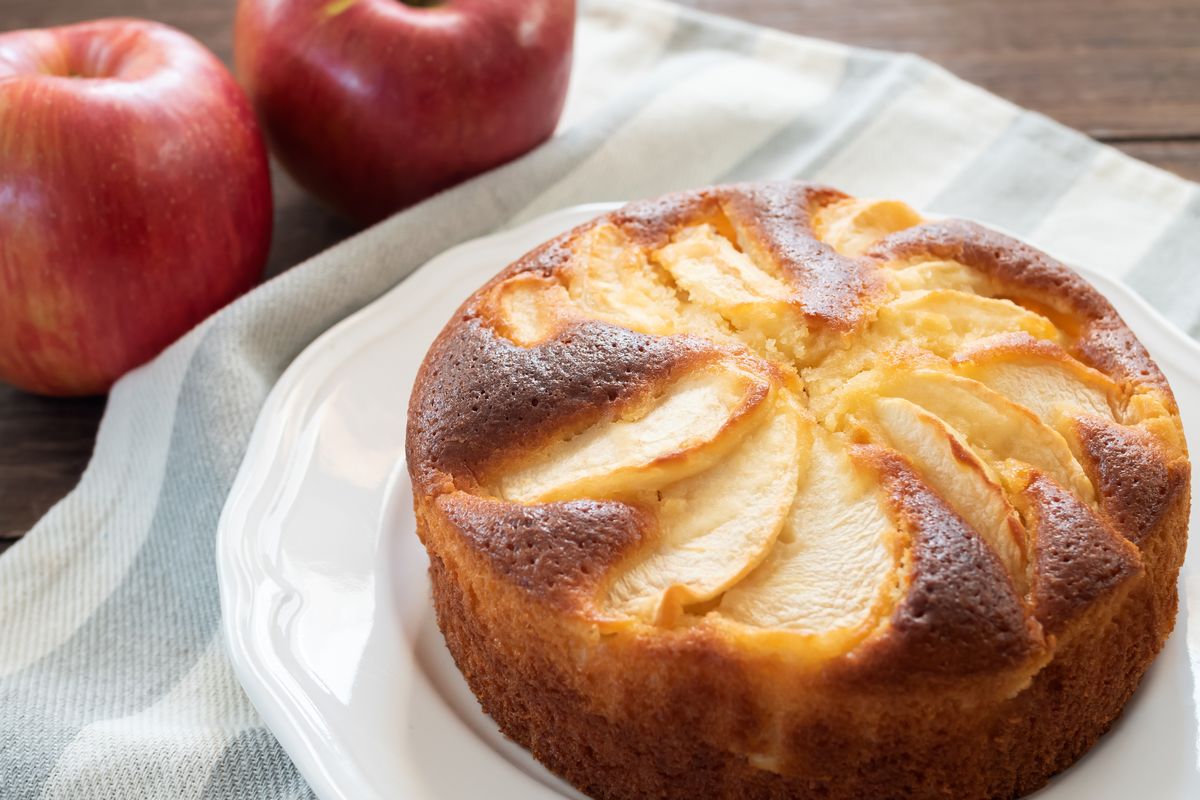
[[216, 202, 1200, 800]]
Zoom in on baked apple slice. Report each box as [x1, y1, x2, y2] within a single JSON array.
[[497, 354, 773, 504], [952, 333, 1120, 428], [600, 392, 806, 625], [853, 397, 1028, 592], [716, 424, 896, 653], [879, 368, 1095, 502], [875, 290, 1059, 354]]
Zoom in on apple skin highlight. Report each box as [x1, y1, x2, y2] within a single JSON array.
[[234, 0, 575, 224], [0, 18, 273, 396]]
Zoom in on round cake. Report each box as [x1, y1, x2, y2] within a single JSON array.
[[405, 182, 1190, 800]]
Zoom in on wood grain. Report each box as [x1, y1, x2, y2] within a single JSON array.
[[1, 0, 1198, 553], [681, 0, 1200, 140], [1112, 139, 1200, 182], [0, 385, 105, 540]]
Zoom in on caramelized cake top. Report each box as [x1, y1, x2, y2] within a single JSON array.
[[408, 182, 1187, 673]]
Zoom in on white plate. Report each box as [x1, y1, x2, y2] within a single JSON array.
[[217, 203, 1200, 800]]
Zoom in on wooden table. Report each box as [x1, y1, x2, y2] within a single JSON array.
[[2, 0, 1198, 552]]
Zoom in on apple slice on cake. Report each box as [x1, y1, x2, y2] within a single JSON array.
[[716, 424, 897, 654], [600, 391, 806, 625]]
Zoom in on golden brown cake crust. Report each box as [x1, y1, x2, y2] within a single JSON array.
[[1074, 415, 1190, 546], [406, 316, 711, 495], [612, 182, 884, 329], [434, 492, 650, 610], [425, 504, 1181, 800], [406, 181, 1190, 800], [869, 218, 1174, 403], [1018, 472, 1143, 635], [841, 446, 1040, 681]]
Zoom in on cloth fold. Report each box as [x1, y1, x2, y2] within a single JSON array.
[[2, 0, 1198, 797]]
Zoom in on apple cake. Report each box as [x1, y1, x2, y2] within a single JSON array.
[[405, 182, 1189, 800]]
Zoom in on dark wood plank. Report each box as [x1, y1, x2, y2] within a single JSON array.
[[1113, 139, 1200, 183], [0, 385, 105, 541], [5, 0, 1198, 140], [1, 0, 1197, 551], [679, 0, 1200, 140]]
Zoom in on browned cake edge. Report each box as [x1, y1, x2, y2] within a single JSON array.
[[404, 182, 1191, 800], [415, 482, 1186, 800], [868, 219, 1176, 408]]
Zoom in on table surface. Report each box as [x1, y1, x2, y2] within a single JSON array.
[[2, 0, 1199, 554]]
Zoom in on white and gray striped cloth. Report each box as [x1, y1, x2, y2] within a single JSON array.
[[2, 1, 1197, 797]]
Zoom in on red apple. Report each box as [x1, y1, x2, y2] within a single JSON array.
[[0, 19, 273, 396], [234, 0, 574, 224]]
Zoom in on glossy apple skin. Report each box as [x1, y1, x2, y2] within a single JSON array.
[[235, 0, 574, 224], [0, 19, 273, 396]]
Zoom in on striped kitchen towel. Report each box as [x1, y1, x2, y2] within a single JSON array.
[[1, 0, 1197, 797]]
